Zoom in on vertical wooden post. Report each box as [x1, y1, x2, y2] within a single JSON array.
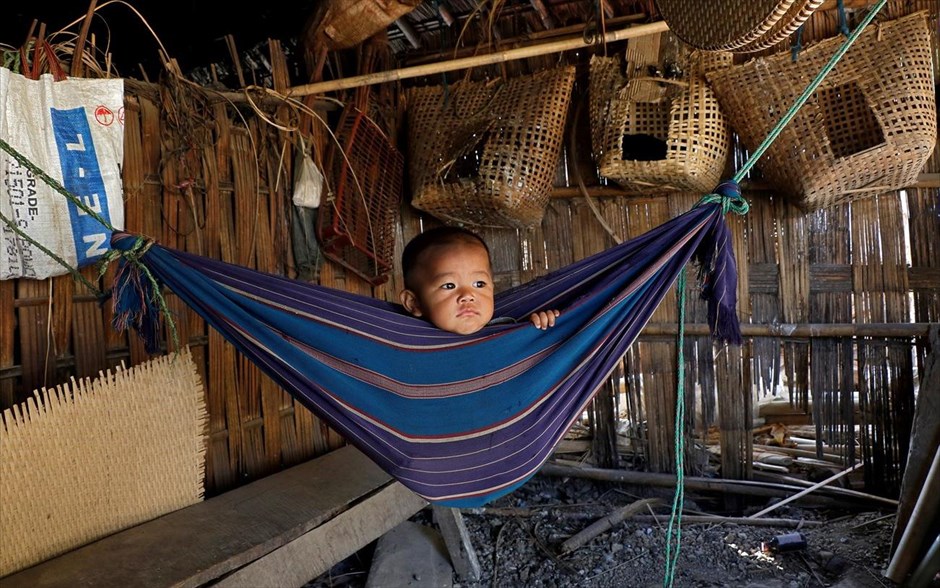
[[432, 506, 481, 581]]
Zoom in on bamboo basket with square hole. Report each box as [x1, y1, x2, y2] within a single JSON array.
[[406, 66, 576, 229], [317, 106, 403, 285], [705, 11, 936, 210], [589, 33, 733, 194]]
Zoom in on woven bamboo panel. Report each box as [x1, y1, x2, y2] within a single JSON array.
[[590, 34, 733, 194], [706, 12, 937, 210], [407, 66, 576, 228], [655, 0, 824, 52], [318, 106, 403, 285], [0, 348, 206, 576], [733, 0, 825, 52]]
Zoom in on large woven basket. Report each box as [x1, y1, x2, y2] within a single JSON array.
[[590, 33, 732, 194], [655, 0, 824, 52], [706, 12, 937, 210], [317, 106, 403, 285], [406, 66, 576, 228]]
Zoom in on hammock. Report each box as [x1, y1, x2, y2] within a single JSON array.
[[110, 189, 743, 508]]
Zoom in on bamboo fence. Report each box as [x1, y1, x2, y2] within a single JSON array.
[[1, 0, 937, 499]]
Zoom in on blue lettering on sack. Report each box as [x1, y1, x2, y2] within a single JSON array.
[[51, 107, 112, 267]]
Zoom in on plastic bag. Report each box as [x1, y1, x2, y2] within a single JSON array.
[[1, 68, 125, 280], [291, 143, 323, 209]]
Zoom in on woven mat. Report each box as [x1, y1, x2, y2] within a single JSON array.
[[0, 348, 207, 576]]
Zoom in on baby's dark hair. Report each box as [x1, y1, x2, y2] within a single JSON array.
[[402, 226, 490, 289]]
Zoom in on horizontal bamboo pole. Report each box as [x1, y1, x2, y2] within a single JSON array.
[[286, 20, 670, 97], [549, 174, 940, 198], [539, 462, 885, 506], [640, 322, 932, 338]]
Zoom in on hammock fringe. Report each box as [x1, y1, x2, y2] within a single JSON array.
[[111, 257, 164, 354]]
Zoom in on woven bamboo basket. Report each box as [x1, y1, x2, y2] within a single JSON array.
[[317, 106, 403, 285], [305, 0, 422, 50], [406, 66, 576, 228], [590, 34, 733, 194], [654, 0, 824, 52], [706, 12, 937, 210]]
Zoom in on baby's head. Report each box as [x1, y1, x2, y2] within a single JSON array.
[[399, 226, 495, 334]]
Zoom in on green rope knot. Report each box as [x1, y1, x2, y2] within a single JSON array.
[[698, 180, 750, 216]]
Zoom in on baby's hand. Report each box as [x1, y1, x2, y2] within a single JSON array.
[[529, 309, 560, 330]]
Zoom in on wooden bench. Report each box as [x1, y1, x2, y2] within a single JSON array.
[[1, 445, 428, 588]]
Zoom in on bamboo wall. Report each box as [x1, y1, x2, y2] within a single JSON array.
[[1, 0, 937, 498]]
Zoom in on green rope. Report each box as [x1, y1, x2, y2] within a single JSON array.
[[0, 207, 101, 293], [664, 3, 887, 584], [697, 190, 750, 216], [1, 134, 117, 292], [663, 269, 688, 588], [0, 135, 179, 352], [732, 0, 888, 183], [0, 136, 116, 232]]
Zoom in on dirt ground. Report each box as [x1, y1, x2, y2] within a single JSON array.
[[308, 473, 903, 588]]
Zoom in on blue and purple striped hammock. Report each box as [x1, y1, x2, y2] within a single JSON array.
[[111, 192, 743, 507]]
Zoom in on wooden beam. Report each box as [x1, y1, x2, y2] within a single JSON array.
[[286, 20, 670, 97], [396, 18, 422, 49], [549, 174, 940, 198], [403, 14, 646, 66], [216, 483, 427, 587], [1, 446, 424, 588], [530, 0, 557, 29], [640, 322, 932, 338]]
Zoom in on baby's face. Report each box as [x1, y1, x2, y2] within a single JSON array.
[[403, 242, 495, 334]]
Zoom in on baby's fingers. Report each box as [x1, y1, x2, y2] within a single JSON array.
[[530, 310, 561, 330]]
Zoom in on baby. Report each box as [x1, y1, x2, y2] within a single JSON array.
[[399, 226, 560, 335]]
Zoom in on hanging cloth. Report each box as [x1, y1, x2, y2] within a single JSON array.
[[110, 188, 742, 508]]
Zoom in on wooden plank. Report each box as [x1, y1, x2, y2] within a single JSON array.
[[1, 446, 407, 588], [218, 482, 427, 588]]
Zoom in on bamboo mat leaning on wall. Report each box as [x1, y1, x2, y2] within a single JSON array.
[[0, 347, 207, 577]]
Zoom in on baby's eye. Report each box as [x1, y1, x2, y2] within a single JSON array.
[[473, 280, 488, 288], [440, 283, 456, 290]]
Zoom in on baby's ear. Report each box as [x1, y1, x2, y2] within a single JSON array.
[[399, 290, 423, 317]]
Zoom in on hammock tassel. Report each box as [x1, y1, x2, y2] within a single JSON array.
[[696, 180, 745, 346], [109, 238, 164, 354]]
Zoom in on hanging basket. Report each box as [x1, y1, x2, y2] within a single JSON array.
[[706, 12, 937, 210], [304, 0, 422, 50], [406, 66, 576, 229], [654, 0, 825, 52], [317, 106, 403, 285], [589, 34, 732, 194]]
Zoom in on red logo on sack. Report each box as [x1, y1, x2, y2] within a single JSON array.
[[95, 105, 115, 126]]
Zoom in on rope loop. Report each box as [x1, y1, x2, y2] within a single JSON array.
[[696, 180, 750, 216]]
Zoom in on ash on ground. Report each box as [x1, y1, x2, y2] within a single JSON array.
[[307, 474, 899, 588]]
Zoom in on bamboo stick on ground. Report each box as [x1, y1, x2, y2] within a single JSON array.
[[748, 463, 864, 519], [753, 472, 898, 507], [540, 462, 893, 507], [560, 499, 661, 554], [631, 514, 820, 528], [753, 444, 845, 464]]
